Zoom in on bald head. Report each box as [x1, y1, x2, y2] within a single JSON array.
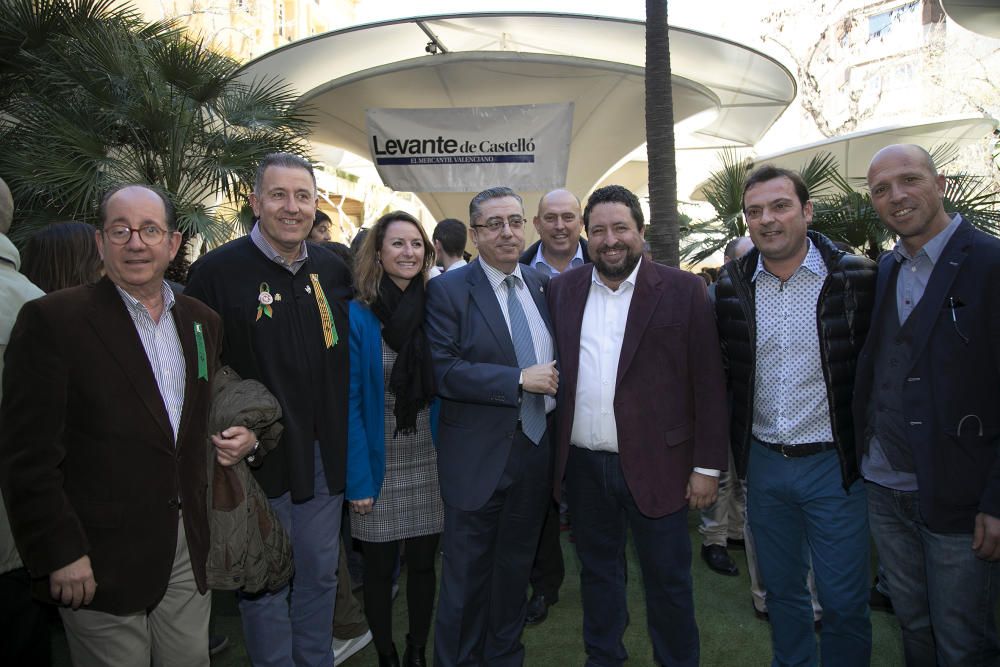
[[868, 144, 937, 182], [867, 143, 950, 255], [0, 177, 12, 236], [724, 236, 755, 262], [533, 188, 583, 269]]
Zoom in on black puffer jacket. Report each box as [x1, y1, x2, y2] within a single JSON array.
[[715, 231, 877, 489]]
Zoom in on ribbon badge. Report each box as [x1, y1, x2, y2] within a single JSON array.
[[256, 282, 274, 321], [309, 273, 339, 349], [193, 322, 208, 380]]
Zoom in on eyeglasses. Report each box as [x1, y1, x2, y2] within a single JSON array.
[[103, 224, 172, 246], [473, 216, 525, 233]]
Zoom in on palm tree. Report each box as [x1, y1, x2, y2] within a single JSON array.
[[0, 0, 311, 278], [683, 146, 1000, 262], [645, 0, 679, 267]]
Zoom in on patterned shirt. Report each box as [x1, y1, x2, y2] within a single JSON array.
[[250, 222, 309, 275], [479, 257, 556, 413], [751, 239, 834, 445], [115, 281, 186, 442]]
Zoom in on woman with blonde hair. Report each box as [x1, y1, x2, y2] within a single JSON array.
[[347, 210, 442, 667]]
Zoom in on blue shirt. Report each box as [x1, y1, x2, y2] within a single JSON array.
[[530, 241, 584, 276], [862, 214, 962, 490]]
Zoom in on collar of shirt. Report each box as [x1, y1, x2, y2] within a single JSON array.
[[115, 280, 176, 317], [250, 221, 309, 274], [532, 241, 584, 276], [752, 237, 825, 283], [891, 213, 962, 266], [479, 255, 526, 288], [590, 256, 642, 294], [445, 258, 467, 272]]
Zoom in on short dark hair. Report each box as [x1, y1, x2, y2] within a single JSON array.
[[433, 218, 467, 257], [254, 152, 316, 196], [743, 165, 809, 210], [313, 209, 332, 229], [98, 184, 177, 231], [469, 187, 522, 225], [583, 185, 644, 232]]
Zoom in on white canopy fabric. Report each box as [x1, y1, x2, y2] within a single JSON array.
[[941, 0, 1000, 39], [238, 12, 795, 221], [688, 115, 999, 200]]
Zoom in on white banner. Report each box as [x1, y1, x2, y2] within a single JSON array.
[[365, 103, 573, 193]]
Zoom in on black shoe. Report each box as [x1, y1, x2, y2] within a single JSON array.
[[378, 644, 400, 667], [524, 593, 556, 626], [402, 634, 427, 667], [870, 584, 894, 614], [752, 601, 769, 622], [701, 544, 739, 576], [727, 537, 746, 549]]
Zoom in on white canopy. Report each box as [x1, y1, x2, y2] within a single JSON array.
[[941, 0, 1000, 39], [238, 12, 795, 220], [689, 115, 999, 200]]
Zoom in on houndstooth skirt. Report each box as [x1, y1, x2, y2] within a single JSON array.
[[351, 340, 444, 542]]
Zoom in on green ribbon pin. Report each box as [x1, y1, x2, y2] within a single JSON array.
[[194, 322, 208, 380]]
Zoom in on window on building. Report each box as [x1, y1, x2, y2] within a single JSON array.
[[277, 2, 284, 37], [869, 1, 920, 38]]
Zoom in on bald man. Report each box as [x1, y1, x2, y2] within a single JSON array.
[[854, 144, 1000, 666], [520, 189, 590, 276]]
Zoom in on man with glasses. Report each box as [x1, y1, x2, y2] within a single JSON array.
[[425, 186, 559, 666], [0, 184, 254, 666]]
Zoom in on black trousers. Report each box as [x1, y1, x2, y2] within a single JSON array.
[[360, 533, 440, 655], [433, 430, 551, 667], [529, 431, 565, 600], [0, 566, 51, 666]]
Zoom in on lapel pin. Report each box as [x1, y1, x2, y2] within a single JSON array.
[[256, 282, 274, 321], [305, 285, 312, 294], [274, 293, 282, 302]]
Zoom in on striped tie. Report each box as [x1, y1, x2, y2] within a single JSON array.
[[504, 275, 545, 445]]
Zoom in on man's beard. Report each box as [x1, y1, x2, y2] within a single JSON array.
[[594, 244, 641, 281]]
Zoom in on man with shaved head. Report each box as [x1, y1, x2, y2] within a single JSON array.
[[855, 144, 1000, 665], [520, 188, 590, 275]]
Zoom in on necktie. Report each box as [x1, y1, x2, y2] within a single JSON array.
[[504, 275, 545, 444]]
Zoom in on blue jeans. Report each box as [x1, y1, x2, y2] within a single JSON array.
[[566, 447, 698, 667], [239, 444, 342, 667], [747, 442, 871, 667], [866, 482, 1000, 667]]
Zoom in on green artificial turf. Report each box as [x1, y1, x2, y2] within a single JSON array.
[[52, 511, 906, 665]]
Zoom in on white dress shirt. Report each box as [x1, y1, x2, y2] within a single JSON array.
[[478, 258, 556, 413]]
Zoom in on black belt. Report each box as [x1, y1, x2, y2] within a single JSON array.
[[757, 439, 836, 458]]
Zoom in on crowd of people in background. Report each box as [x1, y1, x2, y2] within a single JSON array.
[[1, 142, 999, 667]]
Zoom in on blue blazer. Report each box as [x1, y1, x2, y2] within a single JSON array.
[[853, 218, 1000, 532], [424, 259, 553, 511], [346, 300, 438, 501]]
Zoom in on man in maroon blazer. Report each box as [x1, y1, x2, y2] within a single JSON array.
[[547, 185, 728, 666], [0, 184, 254, 667]]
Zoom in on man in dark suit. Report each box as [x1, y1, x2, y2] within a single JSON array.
[[855, 143, 1000, 666], [547, 185, 727, 666], [425, 186, 559, 666], [0, 184, 254, 666]]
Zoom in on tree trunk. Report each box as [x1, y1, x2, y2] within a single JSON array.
[[645, 0, 679, 267]]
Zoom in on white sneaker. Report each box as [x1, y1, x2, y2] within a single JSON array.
[[333, 629, 373, 665]]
